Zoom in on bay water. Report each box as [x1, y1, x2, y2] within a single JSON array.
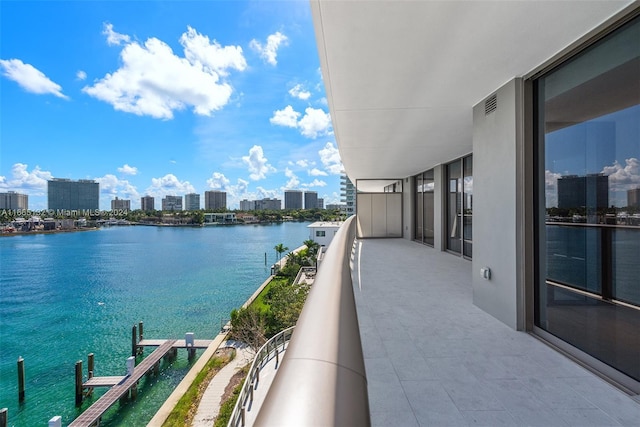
[[0, 222, 311, 426]]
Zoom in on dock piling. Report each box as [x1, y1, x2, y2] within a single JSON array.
[[75, 361, 83, 406], [138, 322, 144, 355], [131, 325, 137, 357], [87, 353, 94, 379], [17, 357, 25, 402], [1, 408, 7, 427], [48, 416, 62, 427], [186, 332, 196, 361], [130, 382, 138, 400]]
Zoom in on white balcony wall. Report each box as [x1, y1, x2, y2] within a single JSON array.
[[472, 78, 523, 330], [357, 193, 402, 238]]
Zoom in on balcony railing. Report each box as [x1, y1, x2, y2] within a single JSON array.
[[545, 222, 640, 308], [253, 215, 370, 426], [227, 327, 295, 427]]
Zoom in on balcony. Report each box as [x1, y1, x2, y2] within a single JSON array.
[[251, 220, 640, 426], [354, 237, 640, 426]]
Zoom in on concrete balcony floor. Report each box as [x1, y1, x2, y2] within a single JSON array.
[[353, 238, 640, 427]]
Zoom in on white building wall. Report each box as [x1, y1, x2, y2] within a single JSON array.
[[309, 224, 341, 247], [471, 78, 522, 330]]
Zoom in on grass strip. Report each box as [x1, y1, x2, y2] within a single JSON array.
[[214, 368, 248, 427], [162, 349, 235, 427]]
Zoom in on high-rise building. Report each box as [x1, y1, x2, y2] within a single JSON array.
[[628, 188, 640, 208], [205, 190, 227, 210], [141, 196, 155, 211], [184, 193, 200, 211], [557, 174, 609, 210], [162, 195, 183, 211], [255, 198, 281, 211], [284, 190, 303, 210], [240, 199, 255, 211], [111, 197, 130, 210], [340, 174, 356, 216], [48, 178, 99, 211], [317, 198, 324, 209], [326, 203, 344, 211], [304, 191, 318, 209], [0, 191, 28, 210]]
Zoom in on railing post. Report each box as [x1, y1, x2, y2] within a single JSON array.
[[601, 226, 613, 301], [241, 405, 246, 427]]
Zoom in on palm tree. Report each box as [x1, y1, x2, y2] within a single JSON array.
[[303, 239, 319, 257], [274, 243, 288, 264]]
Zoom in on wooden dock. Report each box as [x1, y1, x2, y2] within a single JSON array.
[[69, 340, 176, 427], [138, 339, 213, 349]]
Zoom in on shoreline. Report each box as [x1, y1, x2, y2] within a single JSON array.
[[0, 219, 312, 237], [146, 246, 304, 426]]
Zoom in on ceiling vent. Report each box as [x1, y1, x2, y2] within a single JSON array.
[[485, 93, 497, 115]]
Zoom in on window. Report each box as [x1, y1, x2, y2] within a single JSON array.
[[446, 156, 472, 258], [316, 231, 325, 237], [534, 16, 640, 383], [414, 169, 434, 246]]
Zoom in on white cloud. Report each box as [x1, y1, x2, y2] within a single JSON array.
[[95, 174, 140, 199], [308, 168, 328, 177], [298, 107, 332, 138], [205, 172, 250, 208], [0, 59, 68, 99], [302, 179, 327, 188], [255, 186, 279, 199], [296, 160, 310, 168], [284, 168, 300, 189], [83, 26, 246, 119], [103, 23, 130, 46], [270, 105, 300, 128], [249, 31, 288, 66], [117, 164, 138, 175], [270, 106, 332, 139], [319, 142, 343, 175], [76, 70, 87, 81], [602, 158, 640, 191], [236, 178, 249, 194], [145, 174, 195, 197], [180, 26, 247, 77], [206, 172, 231, 190], [242, 145, 275, 181], [0, 163, 53, 193], [289, 84, 310, 100]]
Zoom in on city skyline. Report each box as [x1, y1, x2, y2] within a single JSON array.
[[0, 1, 343, 211]]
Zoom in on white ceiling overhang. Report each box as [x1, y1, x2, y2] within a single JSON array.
[[310, 0, 635, 183]]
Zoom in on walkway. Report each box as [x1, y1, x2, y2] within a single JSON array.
[[192, 341, 253, 427], [354, 238, 640, 427]]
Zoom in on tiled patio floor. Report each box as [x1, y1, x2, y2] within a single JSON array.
[[353, 238, 640, 427]]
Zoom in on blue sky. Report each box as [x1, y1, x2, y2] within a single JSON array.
[[0, 1, 343, 210]]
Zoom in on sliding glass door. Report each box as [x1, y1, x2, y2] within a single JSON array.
[[414, 169, 434, 246], [446, 156, 472, 258], [534, 16, 639, 383]]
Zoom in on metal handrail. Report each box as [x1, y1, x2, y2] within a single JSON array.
[[227, 326, 295, 427], [253, 216, 370, 426]]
